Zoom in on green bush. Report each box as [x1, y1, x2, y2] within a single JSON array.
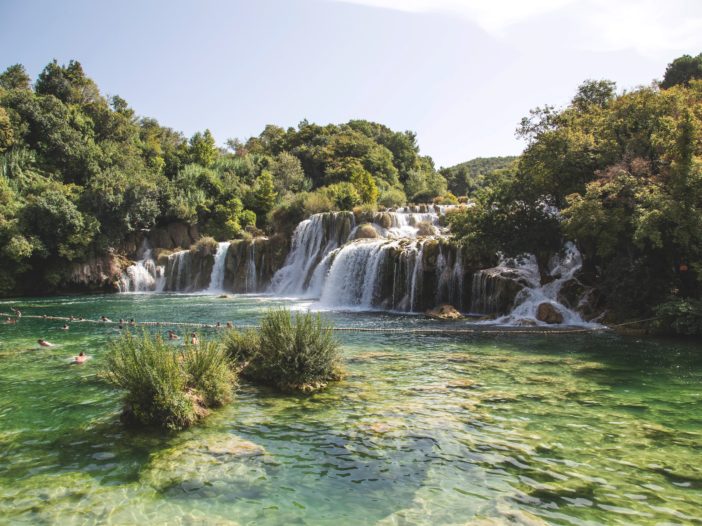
[[228, 309, 342, 392], [378, 187, 406, 208], [222, 328, 261, 367], [352, 203, 377, 223], [653, 299, 702, 336], [103, 331, 236, 430], [181, 339, 236, 407], [324, 183, 361, 210], [190, 236, 218, 257], [303, 191, 334, 215]]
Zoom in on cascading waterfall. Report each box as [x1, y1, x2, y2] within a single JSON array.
[[269, 212, 356, 296], [118, 240, 165, 292], [206, 242, 231, 293], [268, 207, 455, 310], [244, 241, 257, 293], [492, 242, 597, 326], [115, 203, 595, 325]]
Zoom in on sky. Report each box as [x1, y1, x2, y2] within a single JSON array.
[[1, 0, 701, 167]]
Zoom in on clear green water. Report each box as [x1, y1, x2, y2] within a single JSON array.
[[0, 294, 701, 525]]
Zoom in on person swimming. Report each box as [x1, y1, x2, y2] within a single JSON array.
[[100, 315, 112, 322], [167, 330, 180, 340], [11, 307, 21, 318], [190, 333, 199, 345], [226, 321, 233, 328], [74, 351, 87, 364], [38, 339, 54, 347], [61, 324, 69, 330], [5, 316, 16, 324]]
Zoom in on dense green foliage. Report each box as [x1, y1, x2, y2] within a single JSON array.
[[223, 309, 342, 392], [0, 60, 450, 295], [661, 53, 702, 89], [448, 58, 702, 322], [653, 298, 702, 336], [103, 331, 235, 430], [440, 156, 517, 196]]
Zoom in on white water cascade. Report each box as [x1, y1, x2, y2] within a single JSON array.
[[485, 243, 599, 326], [118, 240, 165, 292], [206, 242, 231, 293], [268, 206, 457, 311]]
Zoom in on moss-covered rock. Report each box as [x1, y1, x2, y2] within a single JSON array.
[[354, 223, 379, 239]]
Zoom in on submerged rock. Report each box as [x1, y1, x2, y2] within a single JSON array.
[[425, 304, 463, 320], [536, 302, 564, 324], [142, 433, 268, 492]]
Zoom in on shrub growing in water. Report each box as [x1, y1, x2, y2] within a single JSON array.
[[103, 331, 236, 430], [222, 328, 261, 367], [223, 309, 342, 392]]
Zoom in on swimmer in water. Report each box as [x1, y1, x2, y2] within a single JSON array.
[[190, 333, 199, 345], [226, 321, 233, 329], [5, 316, 16, 324], [38, 339, 54, 347], [100, 315, 111, 322], [167, 330, 180, 340], [61, 324, 69, 330], [74, 351, 87, 364]]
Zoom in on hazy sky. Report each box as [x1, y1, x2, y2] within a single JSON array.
[[1, 0, 701, 167]]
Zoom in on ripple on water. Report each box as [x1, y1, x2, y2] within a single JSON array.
[[1, 294, 701, 524]]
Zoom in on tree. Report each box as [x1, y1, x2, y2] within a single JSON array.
[[661, 53, 702, 89], [571, 79, 616, 110], [0, 64, 31, 91], [349, 165, 378, 204], [189, 129, 217, 167], [253, 170, 277, 216], [0, 108, 14, 153], [270, 151, 309, 194]]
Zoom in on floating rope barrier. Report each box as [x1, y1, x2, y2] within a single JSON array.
[[0, 310, 659, 336]]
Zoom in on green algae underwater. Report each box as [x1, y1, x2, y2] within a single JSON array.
[[0, 294, 701, 525]]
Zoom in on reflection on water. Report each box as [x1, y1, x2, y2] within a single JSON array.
[[0, 294, 701, 524]]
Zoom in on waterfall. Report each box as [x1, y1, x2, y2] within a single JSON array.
[[206, 242, 230, 293], [268, 207, 456, 305], [245, 241, 257, 293], [494, 242, 596, 326], [118, 240, 165, 292], [269, 212, 355, 296]]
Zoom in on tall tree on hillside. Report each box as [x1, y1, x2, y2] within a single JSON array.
[[661, 53, 702, 89], [0, 64, 31, 91]]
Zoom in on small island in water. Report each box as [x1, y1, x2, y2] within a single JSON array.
[[0, 47, 701, 525]]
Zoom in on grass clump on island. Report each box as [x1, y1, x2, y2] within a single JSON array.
[[103, 331, 236, 431], [223, 308, 343, 393]]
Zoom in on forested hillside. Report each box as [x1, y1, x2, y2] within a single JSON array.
[[0, 60, 451, 294], [440, 156, 517, 196]]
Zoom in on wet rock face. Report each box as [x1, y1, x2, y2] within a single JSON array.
[[470, 267, 532, 316], [147, 222, 200, 251], [425, 304, 463, 320], [536, 302, 564, 324], [558, 278, 605, 321], [69, 254, 125, 292]]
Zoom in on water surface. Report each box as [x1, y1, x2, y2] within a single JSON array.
[[0, 294, 700, 525]]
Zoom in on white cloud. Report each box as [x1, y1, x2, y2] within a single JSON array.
[[331, 0, 702, 57]]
